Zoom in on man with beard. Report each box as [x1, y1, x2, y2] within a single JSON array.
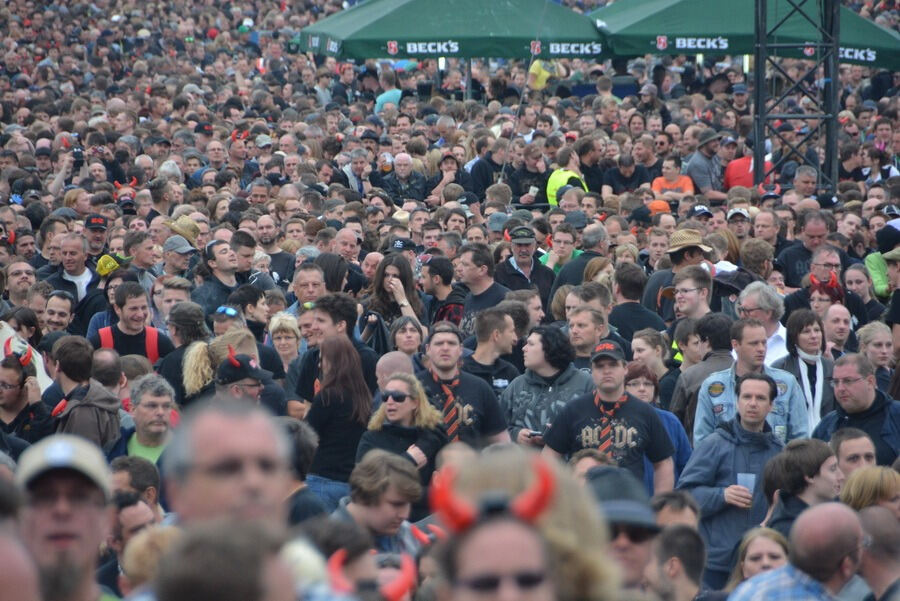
[[16, 434, 120, 601], [256, 215, 294, 288], [5, 257, 35, 308]]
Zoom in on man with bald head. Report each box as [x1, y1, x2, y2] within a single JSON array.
[[858, 506, 900, 601], [335, 228, 362, 264], [383, 152, 427, 205], [730, 503, 865, 601], [824, 304, 853, 360], [376, 351, 414, 390]]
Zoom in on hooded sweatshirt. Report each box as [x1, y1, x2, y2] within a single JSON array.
[[499, 363, 594, 442], [55, 378, 122, 449]]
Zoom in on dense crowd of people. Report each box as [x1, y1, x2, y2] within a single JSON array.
[[0, 1, 899, 601]]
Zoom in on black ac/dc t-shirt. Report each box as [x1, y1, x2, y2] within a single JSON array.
[[416, 370, 507, 448], [544, 392, 674, 482]]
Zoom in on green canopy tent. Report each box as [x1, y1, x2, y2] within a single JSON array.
[[298, 0, 606, 59], [589, 0, 900, 70]]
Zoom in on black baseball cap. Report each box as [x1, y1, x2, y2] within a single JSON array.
[[84, 214, 109, 231], [590, 339, 626, 363], [216, 354, 271, 385], [509, 226, 536, 244]]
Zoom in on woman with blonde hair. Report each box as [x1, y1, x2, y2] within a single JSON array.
[[449, 446, 618, 601], [724, 528, 789, 591], [356, 372, 448, 520], [614, 243, 640, 265], [856, 321, 894, 393], [269, 312, 303, 374], [840, 466, 900, 519]]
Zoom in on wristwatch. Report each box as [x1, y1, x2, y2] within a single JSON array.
[[399, 300, 410, 308]]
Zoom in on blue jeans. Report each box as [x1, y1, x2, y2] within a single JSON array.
[[306, 474, 350, 513]]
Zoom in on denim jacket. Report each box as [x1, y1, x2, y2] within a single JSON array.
[[694, 365, 809, 445]]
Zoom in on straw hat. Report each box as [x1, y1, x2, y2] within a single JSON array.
[[165, 215, 200, 247], [667, 229, 712, 254]]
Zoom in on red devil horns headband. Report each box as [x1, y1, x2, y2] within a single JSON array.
[[429, 456, 556, 532], [230, 130, 250, 142], [328, 549, 416, 601], [227, 345, 241, 367], [3, 338, 33, 367]]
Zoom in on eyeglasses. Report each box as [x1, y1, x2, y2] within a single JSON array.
[[674, 287, 700, 296], [456, 571, 547, 593], [215, 306, 239, 317], [829, 376, 865, 387], [813, 262, 841, 270], [384, 390, 410, 403], [8, 269, 34, 277], [737, 305, 765, 315], [0, 381, 20, 391], [610, 524, 658, 543]]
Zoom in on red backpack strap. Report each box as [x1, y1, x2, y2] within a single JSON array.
[[98, 327, 114, 349], [145, 327, 160, 364]]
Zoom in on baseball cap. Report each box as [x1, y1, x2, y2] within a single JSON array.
[[35, 147, 52, 157], [590, 339, 626, 363], [727, 208, 750, 220], [162, 235, 196, 254], [686, 204, 713, 219], [16, 434, 113, 501], [563, 210, 588, 229], [216, 353, 272, 385], [509, 226, 536, 244], [194, 122, 213, 135], [732, 83, 748, 94], [487, 212, 509, 233], [646, 200, 670, 217], [255, 134, 273, 148], [84, 214, 109, 231], [390, 238, 417, 252]]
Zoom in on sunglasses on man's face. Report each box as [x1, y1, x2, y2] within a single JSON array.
[[610, 524, 657, 543]]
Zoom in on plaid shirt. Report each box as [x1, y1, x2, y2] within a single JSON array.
[[728, 565, 834, 601]]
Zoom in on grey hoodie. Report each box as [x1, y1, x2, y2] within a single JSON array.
[[499, 363, 594, 441], [55, 378, 122, 449]]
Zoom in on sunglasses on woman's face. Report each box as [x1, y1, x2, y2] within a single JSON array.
[[384, 390, 410, 403]]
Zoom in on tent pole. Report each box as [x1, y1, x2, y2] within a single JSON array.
[[753, 0, 767, 187], [465, 58, 472, 100]]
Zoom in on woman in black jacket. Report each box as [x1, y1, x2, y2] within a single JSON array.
[[772, 310, 834, 435], [306, 335, 372, 512], [356, 371, 447, 520]]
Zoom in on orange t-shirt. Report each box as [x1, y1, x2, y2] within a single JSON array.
[[652, 175, 695, 195]]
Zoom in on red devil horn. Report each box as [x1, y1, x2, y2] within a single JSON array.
[[809, 273, 820, 287], [129, 177, 138, 187], [7, 230, 14, 246], [827, 271, 839, 288], [429, 466, 477, 532], [380, 554, 417, 601], [240, 130, 250, 140], [410, 525, 430, 546], [426, 523, 447, 540], [227, 345, 241, 367], [62, 137, 71, 149], [19, 345, 33, 367], [3, 338, 11, 357], [114, 181, 122, 189], [326, 549, 354, 594], [509, 457, 556, 523], [231, 130, 239, 142]]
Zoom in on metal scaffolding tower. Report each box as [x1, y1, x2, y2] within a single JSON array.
[[753, 0, 840, 195]]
